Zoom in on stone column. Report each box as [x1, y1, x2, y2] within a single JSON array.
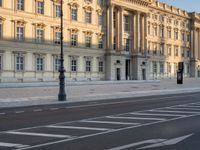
[[143, 14, 148, 54], [119, 7, 124, 51], [133, 13, 137, 53], [109, 5, 114, 50], [136, 12, 141, 53], [116, 9, 120, 51], [195, 28, 198, 59], [198, 29, 200, 59]]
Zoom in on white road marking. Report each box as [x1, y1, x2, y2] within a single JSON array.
[[0, 112, 5, 115], [0, 142, 29, 148], [107, 139, 166, 150], [130, 112, 185, 117], [167, 107, 200, 111], [179, 105, 200, 108], [138, 134, 193, 149], [16, 114, 196, 150], [106, 116, 166, 121], [50, 108, 59, 111], [15, 111, 25, 114], [81, 120, 140, 125], [33, 109, 42, 112], [46, 125, 111, 131], [149, 109, 200, 114], [6, 131, 72, 138]]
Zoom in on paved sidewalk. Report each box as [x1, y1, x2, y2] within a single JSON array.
[[0, 78, 200, 108]]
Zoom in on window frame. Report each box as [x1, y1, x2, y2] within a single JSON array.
[[36, 1, 44, 14]]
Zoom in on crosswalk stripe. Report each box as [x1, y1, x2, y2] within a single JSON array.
[[149, 109, 200, 114], [106, 116, 166, 121], [6, 131, 72, 138], [81, 120, 140, 125], [0, 142, 29, 148], [46, 125, 111, 131], [167, 107, 200, 111], [181, 105, 200, 108], [130, 112, 185, 117]]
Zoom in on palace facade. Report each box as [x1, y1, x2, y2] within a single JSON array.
[[0, 0, 200, 82]]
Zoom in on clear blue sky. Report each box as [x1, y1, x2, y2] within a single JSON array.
[[159, 0, 200, 12]]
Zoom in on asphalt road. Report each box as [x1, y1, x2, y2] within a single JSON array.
[[0, 92, 200, 150]]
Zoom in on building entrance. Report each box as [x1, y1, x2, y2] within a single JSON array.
[[116, 68, 121, 80], [125, 60, 130, 80], [142, 69, 146, 80]]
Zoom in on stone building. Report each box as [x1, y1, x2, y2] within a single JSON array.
[[0, 0, 200, 82]]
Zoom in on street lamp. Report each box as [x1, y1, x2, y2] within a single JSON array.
[[58, 0, 66, 101]]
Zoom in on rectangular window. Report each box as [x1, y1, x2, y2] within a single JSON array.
[[0, 55, 2, 71], [174, 31, 178, 40], [85, 12, 92, 23], [152, 61, 157, 74], [168, 46, 171, 56], [167, 62, 171, 73], [99, 61, 103, 72], [54, 57, 60, 72], [98, 38, 103, 49], [153, 26, 157, 36], [181, 47, 185, 57], [160, 62, 164, 74], [0, 24, 2, 39], [182, 32, 185, 41], [0, 0, 2, 7], [124, 38, 130, 52], [168, 30, 171, 38], [55, 5, 61, 17], [113, 36, 116, 50], [36, 29, 44, 43], [71, 59, 77, 72], [36, 57, 44, 71], [86, 60, 91, 72], [98, 15, 103, 26], [174, 46, 179, 57], [160, 27, 164, 38], [37, 1, 44, 14], [174, 63, 178, 73], [98, 0, 104, 6], [16, 55, 24, 71], [16, 27, 24, 41], [187, 50, 190, 57], [17, 0, 24, 10], [71, 34, 77, 46], [160, 44, 164, 55], [85, 36, 91, 47], [71, 8, 77, 21], [124, 16, 130, 32], [187, 34, 190, 42], [54, 32, 61, 44]]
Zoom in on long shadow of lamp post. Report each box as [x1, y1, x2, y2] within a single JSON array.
[[58, 0, 66, 101]]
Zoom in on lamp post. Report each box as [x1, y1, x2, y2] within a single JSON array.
[[58, 0, 66, 101]]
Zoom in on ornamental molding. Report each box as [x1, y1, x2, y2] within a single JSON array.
[[83, 30, 93, 35], [51, 25, 61, 31], [11, 19, 27, 26], [68, 1, 79, 8], [32, 22, 46, 28], [68, 28, 79, 33]]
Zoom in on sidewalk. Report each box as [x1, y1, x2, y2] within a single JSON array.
[[0, 78, 200, 108]]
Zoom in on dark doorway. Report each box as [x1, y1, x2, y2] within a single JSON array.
[[126, 59, 130, 80], [116, 68, 121, 80], [142, 69, 146, 80]]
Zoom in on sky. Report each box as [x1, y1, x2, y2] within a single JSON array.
[[159, 0, 200, 13]]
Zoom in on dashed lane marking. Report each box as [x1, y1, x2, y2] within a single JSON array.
[[6, 131, 73, 138], [0, 142, 29, 148], [33, 109, 43, 112], [46, 125, 111, 131], [106, 116, 166, 121], [166, 107, 200, 111], [130, 112, 186, 117], [81, 120, 140, 125], [15, 111, 25, 114], [149, 109, 200, 114]]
